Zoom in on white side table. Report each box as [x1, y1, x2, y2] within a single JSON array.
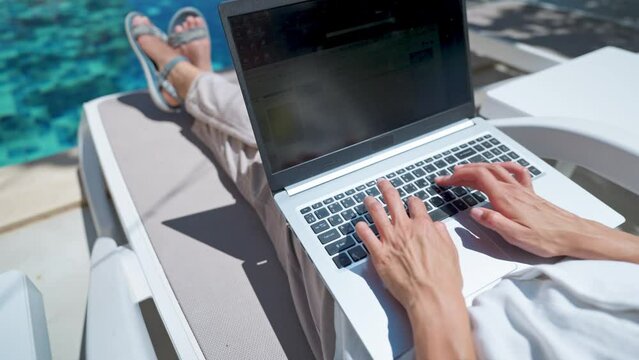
[[480, 47, 639, 195]]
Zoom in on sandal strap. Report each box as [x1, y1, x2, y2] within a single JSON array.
[[158, 55, 188, 103], [131, 24, 167, 41], [159, 55, 188, 80], [168, 27, 208, 47]]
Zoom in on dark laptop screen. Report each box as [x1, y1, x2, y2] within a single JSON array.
[[229, 0, 471, 173]]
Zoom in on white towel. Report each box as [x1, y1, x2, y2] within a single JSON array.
[[469, 260, 639, 360]]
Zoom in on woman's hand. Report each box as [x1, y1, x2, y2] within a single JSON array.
[[435, 162, 639, 262], [356, 179, 462, 310], [355, 179, 475, 360]]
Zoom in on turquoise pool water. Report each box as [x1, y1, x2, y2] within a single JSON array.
[[0, 0, 231, 167]]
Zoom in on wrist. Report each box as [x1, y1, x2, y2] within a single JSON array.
[[406, 288, 475, 360], [562, 219, 639, 263]]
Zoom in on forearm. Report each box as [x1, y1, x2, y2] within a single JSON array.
[[407, 291, 475, 360], [566, 220, 639, 264]]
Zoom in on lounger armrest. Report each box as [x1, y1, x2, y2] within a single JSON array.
[[492, 117, 639, 196]]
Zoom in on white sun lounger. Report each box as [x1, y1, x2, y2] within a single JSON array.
[[78, 92, 314, 359]]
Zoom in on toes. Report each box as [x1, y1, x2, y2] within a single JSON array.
[[194, 17, 204, 27], [132, 15, 151, 26], [186, 15, 196, 27], [175, 24, 184, 33]]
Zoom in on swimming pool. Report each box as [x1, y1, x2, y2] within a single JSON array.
[[0, 0, 231, 167]]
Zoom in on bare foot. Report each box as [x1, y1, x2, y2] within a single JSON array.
[[173, 15, 211, 71], [132, 15, 183, 107]]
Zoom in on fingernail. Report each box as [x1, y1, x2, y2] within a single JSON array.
[[435, 175, 450, 182], [470, 207, 484, 218]]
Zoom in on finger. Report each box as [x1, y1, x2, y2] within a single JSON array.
[[435, 167, 502, 197], [498, 162, 533, 189], [355, 221, 382, 258], [377, 179, 408, 224], [487, 163, 519, 184], [363, 196, 392, 238], [469, 207, 529, 244], [407, 196, 428, 221]]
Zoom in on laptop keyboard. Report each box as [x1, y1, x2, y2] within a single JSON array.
[[298, 134, 544, 269]]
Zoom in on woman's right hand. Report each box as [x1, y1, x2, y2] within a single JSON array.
[[435, 162, 604, 258]]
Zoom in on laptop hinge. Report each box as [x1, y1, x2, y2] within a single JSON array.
[[285, 119, 476, 196]]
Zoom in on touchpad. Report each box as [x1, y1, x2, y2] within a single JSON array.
[[445, 212, 518, 297]]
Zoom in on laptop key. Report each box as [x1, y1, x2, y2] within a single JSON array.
[[334, 193, 345, 200], [341, 197, 356, 208], [345, 188, 356, 195], [390, 178, 404, 187], [498, 145, 510, 152], [311, 220, 329, 234], [482, 141, 493, 149], [441, 191, 455, 202], [468, 154, 485, 163], [406, 165, 415, 171], [403, 183, 417, 194], [491, 148, 502, 156], [452, 199, 468, 211], [341, 209, 357, 221], [318, 229, 341, 244], [354, 204, 367, 215], [444, 155, 457, 164], [430, 196, 445, 207], [490, 138, 500, 145], [328, 203, 343, 214], [338, 223, 355, 235], [454, 148, 476, 159], [356, 185, 366, 191], [462, 194, 478, 207], [414, 190, 428, 200], [415, 161, 425, 166], [366, 181, 376, 187], [333, 252, 352, 269], [401, 173, 415, 182], [412, 168, 426, 177], [312, 202, 323, 209], [428, 209, 448, 222], [315, 208, 330, 219], [326, 236, 356, 256], [508, 152, 519, 160], [528, 166, 542, 176], [323, 198, 334, 205], [472, 192, 487, 203], [348, 246, 368, 262], [415, 179, 429, 188], [328, 215, 343, 226], [351, 217, 367, 226], [499, 155, 511, 162], [354, 192, 366, 202], [474, 144, 485, 152], [304, 213, 317, 224], [300, 207, 311, 214], [440, 204, 459, 216], [517, 159, 530, 167], [452, 187, 468, 197], [386, 172, 397, 179], [484, 151, 495, 159], [434, 160, 447, 169], [396, 169, 406, 175], [423, 164, 437, 173], [366, 187, 380, 196]]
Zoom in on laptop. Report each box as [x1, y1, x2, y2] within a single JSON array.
[[219, 0, 625, 357]]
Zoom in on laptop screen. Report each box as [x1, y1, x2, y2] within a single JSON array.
[[229, 0, 471, 173]]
